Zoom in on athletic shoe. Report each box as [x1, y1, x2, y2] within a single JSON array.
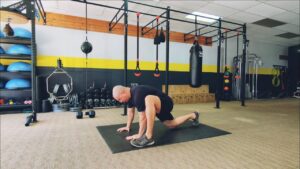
[[192, 111, 200, 126], [130, 134, 155, 148]]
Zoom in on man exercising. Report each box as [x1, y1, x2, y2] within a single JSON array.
[[112, 85, 199, 148]]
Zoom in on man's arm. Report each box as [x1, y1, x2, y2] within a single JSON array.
[[125, 111, 146, 140], [137, 112, 146, 136], [126, 107, 135, 129], [117, 107, 135, 132]]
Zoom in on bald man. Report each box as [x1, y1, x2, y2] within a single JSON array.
[[113, 85, 199, 148]]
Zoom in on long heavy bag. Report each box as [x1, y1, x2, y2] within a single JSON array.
[[189, 42, 203, 87]]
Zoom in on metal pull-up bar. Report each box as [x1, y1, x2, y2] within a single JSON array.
[[142, 19, 167, 36], [35, 0, 47, 24], [109, 3, 125, 31], [184, 21, 218, 42], [141, 10, 167, 34]]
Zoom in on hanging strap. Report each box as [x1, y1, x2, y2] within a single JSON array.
[[154, 17, 160, 77], [134, 12, 142, 77], [154, 16, 160, 45]]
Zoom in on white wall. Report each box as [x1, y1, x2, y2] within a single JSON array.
[[1, 23, 288, 70]]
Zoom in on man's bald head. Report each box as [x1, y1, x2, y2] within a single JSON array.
[[112, 85, 130, 103]]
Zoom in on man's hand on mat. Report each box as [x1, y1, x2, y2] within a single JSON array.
[[125, 134, 142, 141], [117, 126, 130, 132]]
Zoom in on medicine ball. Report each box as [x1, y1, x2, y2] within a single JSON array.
[[0, 46, 5, 54], [7, 61, 31, 72], [6, 44, 31, 55], [5, 78, 31, 89], [81, 41, 93, 54], [0, 63, 5, 71], [13, 27, 32, 39]]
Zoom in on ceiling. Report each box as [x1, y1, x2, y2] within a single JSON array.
[[1, 0, 299, 47]]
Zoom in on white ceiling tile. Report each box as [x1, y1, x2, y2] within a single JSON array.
[[246, 3, 286, 17], [291, 8, 300, 14], [0, 0, 19, 7], [40, 1, 59, 9], [270, 11, 300, 25], [198, 3, 240, 18], [94, 1, 126, 8], [227, 12, 265, 23], [213, 1, 261, 10], [263, 1, 300, 11], [159, 1, 209, 11], [275, 24, 300, 34]]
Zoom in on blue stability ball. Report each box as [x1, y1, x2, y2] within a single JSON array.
[[7, 61, 31, 72], [0, 31, 4, 38], [0, 63, 5, 71], [0, 81, 5, 89], [5, 78, 31, 89], [6, 44, 31, 55], [13, 27, 32, 39], [0, 46, 5, 54]]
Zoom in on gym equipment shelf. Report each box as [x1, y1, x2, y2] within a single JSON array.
[[0, 37, 31, 45], [0, 71, 31, 76], [0, 88, 31, 92], [0, 104, 31, 110], [0, 54, 31, 60], [0, 34, 33, 113]]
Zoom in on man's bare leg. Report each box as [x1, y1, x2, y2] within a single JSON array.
[[144, 95, 161, 139], [163, 112, 198, 128]]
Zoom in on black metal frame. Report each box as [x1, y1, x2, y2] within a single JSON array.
[[0, 0, 47, 122], [71, 0, 247, 111]]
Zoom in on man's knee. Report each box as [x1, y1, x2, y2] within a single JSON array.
[[145, 95, 160, 106], [163, 120, 176, 129]]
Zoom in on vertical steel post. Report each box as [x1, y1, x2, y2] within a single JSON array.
[[165, 7, 170, 95], [241, 24, 247, 106], [27, 0, 37, 121], [122, 0, 128, 115], [215, 18, 222, 108]]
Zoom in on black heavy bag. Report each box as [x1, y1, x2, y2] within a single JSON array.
[[189, 42, 203, 87]]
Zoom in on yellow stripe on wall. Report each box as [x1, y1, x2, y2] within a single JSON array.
[[0, 55, 275, 75], [0, 59, 31, 65]]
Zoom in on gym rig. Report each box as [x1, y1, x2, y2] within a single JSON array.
[[71, 0, 248, 115], [5, 0, 248, 126]]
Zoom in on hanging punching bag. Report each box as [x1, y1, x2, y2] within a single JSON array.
[[189, 41, 203, 87]]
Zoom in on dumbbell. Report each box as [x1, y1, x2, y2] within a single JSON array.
[[106, 99, 112, 107], [76, 111, 83, 119], [85, 110, 96, 118], [94, 98, 100, 107]]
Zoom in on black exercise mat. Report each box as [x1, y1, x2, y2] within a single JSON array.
[[97, 121, 230, 154]]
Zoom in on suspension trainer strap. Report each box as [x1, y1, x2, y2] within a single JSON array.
[[134, 12, 141, 77], [154, 17, 160, 77]]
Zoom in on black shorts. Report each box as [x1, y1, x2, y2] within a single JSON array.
[[156, 95, 174, 122]]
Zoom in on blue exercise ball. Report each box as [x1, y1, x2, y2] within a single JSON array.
[[0, 46, 5, 54], [0, 81, 5, 89], [13, 28, 32, 39], [7, 61, 31, 72], [0, 63, 5, 71], [0, 31, 4, 38], [5, 78, 31, 89], [6, 44, 31, 55]]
